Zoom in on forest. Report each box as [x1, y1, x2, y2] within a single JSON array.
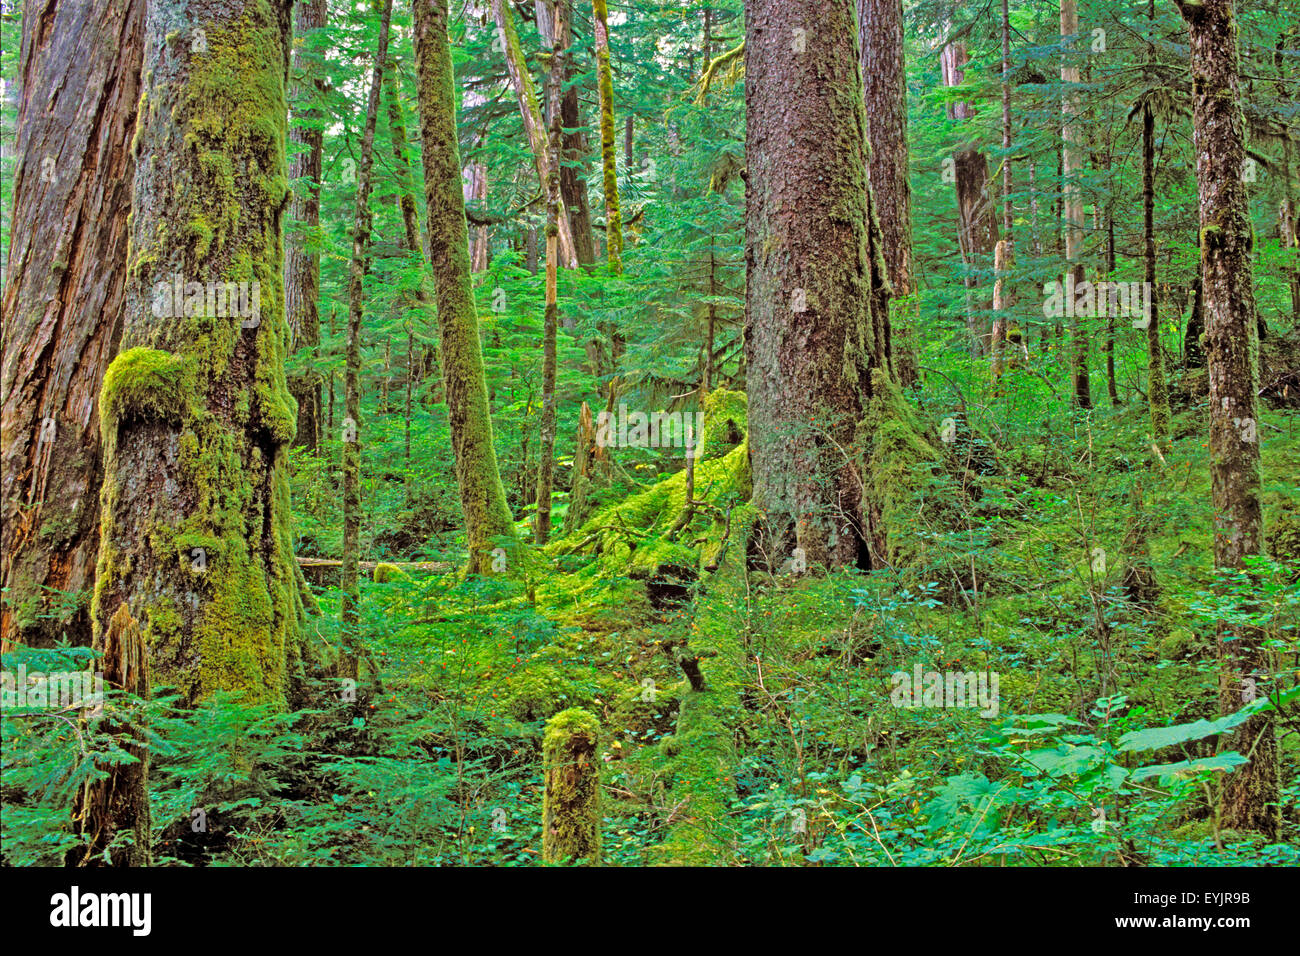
[[0, 0, 1297, 872]]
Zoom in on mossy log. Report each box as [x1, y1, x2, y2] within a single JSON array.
[[542, 707, 601, 864]]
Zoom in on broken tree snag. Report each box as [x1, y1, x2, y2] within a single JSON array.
[[73, 604, 151, 866], [542, 707, 601, 865]]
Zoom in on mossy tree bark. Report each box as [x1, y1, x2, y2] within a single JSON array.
[[284, 0, 326, 453], [594, 0, 622, 273], [542, 707, 601, 864], [413, 0, 519, 574], [340, 0, 393, 679], [491, 0, 578, 269], [743, 0, 888, 570], [0, 0, 143, 650], [858, 0, 915, 386], [1061, 0, 1091, 408], [1174, 0, 1278, 839], [97, 0, 300, 706], [534, 0, 565, 546]]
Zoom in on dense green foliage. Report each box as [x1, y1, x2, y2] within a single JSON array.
[[2, 0, 1298, 866]]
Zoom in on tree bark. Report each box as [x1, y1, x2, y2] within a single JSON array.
[[858, 0, 915, 386], [744, 0, 886, 570], [0, 0, 143, 651], [96, 0, 300, 706], [1175, 0, 1277, 838], [413, 0, 519, 574], [285, 0, 326, 454]]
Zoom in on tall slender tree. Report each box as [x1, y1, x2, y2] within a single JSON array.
[[0, 0, 144, 650], [1061, 0, 1091, 407], [941, 37, 999, 357], [534, 0, 565, 545], [340, 0, 393, 679], [492, 0, 579, 268], [413, 0, 519, 573], [1174, 0, 1278, 838], [594, 0, 622, 273]]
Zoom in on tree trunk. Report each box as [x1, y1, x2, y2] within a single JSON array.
[[341, 0, 392, 680], [1141, 15, 1170, 449], [491, 0, 578, 269], [1062, 0, 1091, 407], [413, 0, 519, 574], [71, 604, 150, 866], [285, 0, 326, 454], [858, 0, 915, 386], [0, 0, 143, 651], [534, 0, 565, 546], [594, 0, 623, 273], [1175, 0, 1278, 838], [539, 0, 596, 267], [940, 39, 998, 357], [744, 0, 886, 570], [96, 0, 300, 706]]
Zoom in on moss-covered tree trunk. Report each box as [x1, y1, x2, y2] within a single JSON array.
[[284, 0, 326, 453], [542, 708, 601, 864], [340, 0, 392, 678], [96, 0, 300, 706], [534, 0, 565, 546], [413, 0, 519, 574], [491, 0, 578, 269], [1062, 0, 1091, 408], [593, 0, 622, 273], [744, 0, 886, 570], [0, 0, 143, 651], [858, 0, 915, 386], [1175, 0, 1278, 838]]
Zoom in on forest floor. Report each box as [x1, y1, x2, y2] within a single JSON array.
[[292, 366, 1300, 866]]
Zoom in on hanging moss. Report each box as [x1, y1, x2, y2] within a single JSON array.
[[542, 707, 602, 864]]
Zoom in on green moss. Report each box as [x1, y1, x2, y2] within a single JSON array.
[[99, 347, 190, 435], [653, 505, 755, 864], [372, 562, 411, 584], [542, 707, 601, 865]]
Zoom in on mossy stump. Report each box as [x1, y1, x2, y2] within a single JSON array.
[[542, 707, 601, 865]]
